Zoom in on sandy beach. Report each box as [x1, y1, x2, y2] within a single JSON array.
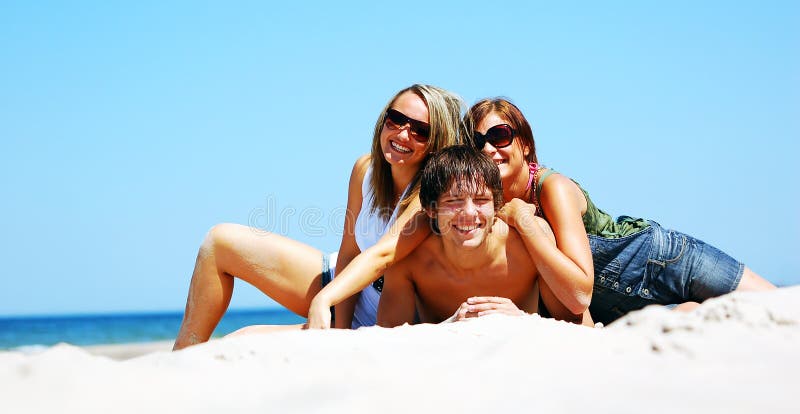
[[2, 287, 799, 413]]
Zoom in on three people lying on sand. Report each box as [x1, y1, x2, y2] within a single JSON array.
[[174, 85, 774, 349]]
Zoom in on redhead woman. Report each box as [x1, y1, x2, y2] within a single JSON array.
[[173, 84, 465, 349], [467, 98, 776, 324]]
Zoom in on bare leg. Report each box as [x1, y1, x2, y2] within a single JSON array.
[[735, 267, 777, 291], [579, 309, 595, 327], [673, 301, 700, 312], [173, 223, 325, 350]]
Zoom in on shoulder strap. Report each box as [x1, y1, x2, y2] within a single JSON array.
[[535, 169, 556, 206], [532, 168, 557, 220]]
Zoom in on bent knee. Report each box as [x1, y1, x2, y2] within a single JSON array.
[[201, 223, 247, 257]]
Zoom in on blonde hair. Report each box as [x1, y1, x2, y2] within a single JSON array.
[[369, 84, 466, 220]]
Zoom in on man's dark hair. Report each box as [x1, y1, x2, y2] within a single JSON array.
[[420, 145, 504, 212]]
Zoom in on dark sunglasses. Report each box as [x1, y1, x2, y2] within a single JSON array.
[[384, 108, 431, 142], [472, 124, 515, 149]]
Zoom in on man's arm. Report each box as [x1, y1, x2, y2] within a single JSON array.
[[376, 262, 417, 327]]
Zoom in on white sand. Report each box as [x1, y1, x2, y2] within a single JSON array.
[[2, 287, 799, 413]]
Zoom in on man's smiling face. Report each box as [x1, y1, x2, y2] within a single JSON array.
[[431, 180, 496, 249]]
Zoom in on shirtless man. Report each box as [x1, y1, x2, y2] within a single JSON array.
[[377, 145, 592, 327]]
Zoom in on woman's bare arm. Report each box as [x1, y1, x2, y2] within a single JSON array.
[[307, 195, 431, 329], [498, 174, 594, 315], [323, 155, 370, 329]]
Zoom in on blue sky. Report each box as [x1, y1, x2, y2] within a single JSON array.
[[1, 1, 797, 316]]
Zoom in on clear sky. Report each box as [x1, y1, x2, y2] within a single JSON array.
[[1, 1, 798, 316]]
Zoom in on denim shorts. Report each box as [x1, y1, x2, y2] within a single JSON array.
[[588, 220, 744, 324]]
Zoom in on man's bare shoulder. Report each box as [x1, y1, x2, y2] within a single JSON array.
[[410, 231, 443, 259]]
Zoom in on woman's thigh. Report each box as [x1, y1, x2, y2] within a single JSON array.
[[208, 223, 326, 316], [645, 227, 744, 302]]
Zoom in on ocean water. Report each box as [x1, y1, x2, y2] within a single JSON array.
[[0, 308, 305, 351]]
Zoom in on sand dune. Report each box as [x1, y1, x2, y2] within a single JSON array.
[[2, 287, 798, 413]]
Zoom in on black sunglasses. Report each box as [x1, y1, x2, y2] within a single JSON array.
[[384, 108, 431, 142], [472, 124, 515, 149]]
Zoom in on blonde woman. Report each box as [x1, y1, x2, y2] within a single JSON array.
[[174, 85, 465, 349]]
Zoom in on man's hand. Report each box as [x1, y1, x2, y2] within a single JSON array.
[[445, 301, 474, 322], [466, 296, 526, 317], [497, 198, 537, 229], [445, 296, 525, 322]]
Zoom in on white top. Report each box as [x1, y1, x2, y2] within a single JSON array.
[[349, 165, 405, 329]]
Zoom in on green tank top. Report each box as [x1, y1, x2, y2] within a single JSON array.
[[536, 169, 650, 238]]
